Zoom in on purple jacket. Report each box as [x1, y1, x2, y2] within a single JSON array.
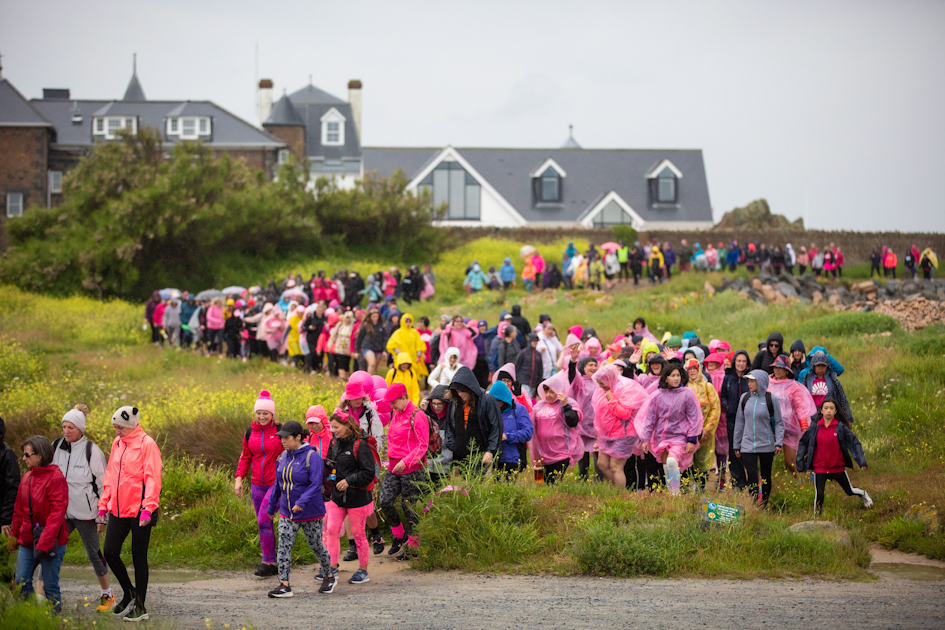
[[266, 443, 326, 521], [640, 385, 704, 446]]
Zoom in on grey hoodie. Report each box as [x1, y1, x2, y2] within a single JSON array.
[[733, 370, 785, 454]]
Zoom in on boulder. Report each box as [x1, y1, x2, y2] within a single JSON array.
[[778, 282, 798, 298], [828, 293, 841, 306], [853, 280, 877, 293], [904, 504, 939, 532], [752, 278, 763, 290], [886, 279, 901, 292], [812, 291, 824, 305], [788, 520, 852, 546], [761, 286, 779, 302]]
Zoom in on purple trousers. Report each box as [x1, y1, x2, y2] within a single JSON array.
[[251, 483, 277, 564]]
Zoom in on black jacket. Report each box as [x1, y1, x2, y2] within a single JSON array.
[[355, 322, 388, 354], [444, 367, 503, 459], [751, 332, 786, 374], [424, 385, 453, 432], [303, 312, 327, 347], [796, 418, 867, 472], [0, 419, 22, 527], [510, 306, 531, 348], [325, 435, 377, 508], [514, 346, 543, 391], [720, 351, 752, 431]]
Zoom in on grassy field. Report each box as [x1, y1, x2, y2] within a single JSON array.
[[1, 237, 943, 583]]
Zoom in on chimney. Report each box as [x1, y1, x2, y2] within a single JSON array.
[[258, 79, 273, 125], [348, 79, 362, 141]]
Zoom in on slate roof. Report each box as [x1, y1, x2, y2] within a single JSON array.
[[362, 147, 712, 225], [122, 73, 146, 101], [0, 78, 52, 126], [264, 94, 305, 126], [286, 84, 360, 161]]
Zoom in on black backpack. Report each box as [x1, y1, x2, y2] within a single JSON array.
[[740, 392, 776, 434]]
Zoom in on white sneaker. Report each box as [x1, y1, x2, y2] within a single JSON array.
[[861, 491, 873, 509]]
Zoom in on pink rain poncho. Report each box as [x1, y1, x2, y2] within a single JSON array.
[[557, 333, 583, 371], [567, 361, 598, 452], [578, 337, 608, 363], [637, 384, 704, 472], [437, 323, 479, 369], [492, 362, 534, 412], [530, 374, 584, 466], [592, 365, 649, 459], [767, 376, 817, 451], [704, 357, 728, 457], [633, 325, 659, 344]]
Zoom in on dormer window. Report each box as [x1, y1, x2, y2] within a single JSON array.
[[529, 158, 567, 204], [320, 108, 346, 146], [166, 117, 212, 139], [646, 159, 682, 204], [93, 116, 137, 139], [418, 161, 481, 221]]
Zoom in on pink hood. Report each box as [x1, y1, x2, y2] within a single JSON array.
[[592, 365, 649, 440], [531, 372, 584, 465]]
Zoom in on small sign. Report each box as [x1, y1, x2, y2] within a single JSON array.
[[700, 497, 745, 527]]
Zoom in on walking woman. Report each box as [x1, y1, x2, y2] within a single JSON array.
[[530, 372, 583, 484], [732, 371, 784, 508], [685, 359, 721, 490], [720, 350, 752, 489], [10, 436, 69, 613], [353, 307, 388, 375], [446, 367, 503, 476], [324, 410, 378, 585], [592, 365, 648, 489], [489, 381, 534, 479], [234, 391, 283, 578], [378, 384, 430, 561], [52, 404, 113, 611], [99, 406, 163, 622], [266, 421, 333, 598], [328, 310, 356, 379], [768, 356, 817, 481]]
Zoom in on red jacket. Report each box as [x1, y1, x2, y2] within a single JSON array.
[[11, 465, 69, 552], [99, 426, 163, 518], [235, 421, 284, 486]]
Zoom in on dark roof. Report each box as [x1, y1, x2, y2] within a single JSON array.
[[0, 78, 52, 127], [362, 147, 712, 225], [288, 84, 345, 105], [287, 89, 360, 160], [122, 73, 146, 101], [264, 94, 304, 126]]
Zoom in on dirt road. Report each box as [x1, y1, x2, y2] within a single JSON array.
[[58, 555, 945, 630]]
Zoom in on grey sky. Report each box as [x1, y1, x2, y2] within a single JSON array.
[[3, 0, 943, 231]]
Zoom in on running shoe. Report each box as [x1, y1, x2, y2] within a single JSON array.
[[343, 546, 359, 562], [123, 599, 149, 622], [348, 569, 370, 584], [315, 566, 338, 580], [371, 533, 385, 555], [113, 592, 137, 617], [96, 594, 115, 613], [394, 546, 419, 562], [267, 583, 293, 598], [254, 563, 278, 577], [861, 491, 873, 509], [318, 573, 337, 594], [387, 536, 407, 556]]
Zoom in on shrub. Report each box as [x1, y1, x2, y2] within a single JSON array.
[[611, 225, 638, 247], [0, 340, 46, 394], [795, 312, 899, 338]]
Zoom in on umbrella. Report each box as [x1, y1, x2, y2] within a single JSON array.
[[600, 242, 621, 252], [281, 290, 309, 306], [248, 285, 262, 295], [195, 289, 225, 301], [922, 248, 938, 269], [520, 245, 536, 258], [158, 288, 179, 300], [222, 286, 246, 296]]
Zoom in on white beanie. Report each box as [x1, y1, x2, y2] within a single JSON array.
[[112, 406, 140, 429], [62, 408, 87, 433]]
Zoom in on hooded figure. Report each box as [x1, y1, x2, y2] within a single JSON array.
[[499, 258, 516, 284], [733, 370, 784, 455], [445, 367, 503, 469], [515, 333, 544, 393], [685, 359, 721, 479], [797, 345, 845, 383], [438, 318, 479, 369], [768, 356, 818, 454], [751, 332, 785, 374], [592, 365, 649, 461], [578, 337, 607, 363], [530, 372, 584, 481], [0, 417, 23, 531], [802, 352, 853, 421], [789, 339, 808, 379], [638, 366, 704, 473], [386, 352, 421, 405], [428, 347, 462, 388], [568, 357, 599, 453], [386, 313, 428, 382], [492, 363, 534, 413], [463, 264, 489, 292], [509, 305, 531, 348], [489, 381, 534, 469]]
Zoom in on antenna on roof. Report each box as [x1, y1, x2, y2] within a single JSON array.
[[0, 51, 4, 77], [569, 124, 574, 138], [309, 74, 312, 85], [133, 52, 136, 75]]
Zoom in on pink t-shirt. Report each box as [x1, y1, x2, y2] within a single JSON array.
[[810, 377, 829, 408]]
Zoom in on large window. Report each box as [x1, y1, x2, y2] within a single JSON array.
[[6, 193, 24, 218], [320, 109, 346, 146], [93, 117, 136, 139], [533, 166, 560, 202], [419, 161, 481, 221], [592, 199, 634, 227], [166, 117, 212, 139], [656, 166, 677, 202]]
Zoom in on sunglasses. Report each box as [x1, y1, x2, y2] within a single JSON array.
[[23, 451, 38, 459]]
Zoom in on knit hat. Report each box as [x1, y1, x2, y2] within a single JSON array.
[[666, 335, 682, 349], [111, 406, 139, 429], [305, 405, 328, 425], [254, 390, 276, 415], [383, 382, 408, 402], [62, 407, 87, 433]]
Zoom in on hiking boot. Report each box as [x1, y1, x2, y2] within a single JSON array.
[[267, 583, 293, 598], [387, 536, 407, 556], [371, 533, 385, 555], [343, 546, 359, 562], [113, 591, 136, 617], [861, 491, 873, 509], [96, 594, 115, 613], [254, 563, 278, 577], [123, 598, 149, 622], [318, 573, 337, 594], [348, 569, 370, 584]]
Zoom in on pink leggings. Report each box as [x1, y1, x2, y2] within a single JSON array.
[[325, 501, 373, 566]]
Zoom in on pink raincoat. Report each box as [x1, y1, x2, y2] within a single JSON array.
[[637, 385, 704, 472], [557, 333, 583, 371], [438, 323, 479, 368], [530, 374, 584, 466], [632, 325, 659, 344], [767, 376, 817, 451], [705, 361, 728, 457], [263, 310, 286, 351], [577, 337, 608, 363], [565, 360, 597, 451], [492, 362, 534, 412], [592, 365, 649, 459]]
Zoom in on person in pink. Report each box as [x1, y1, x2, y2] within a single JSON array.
[[438, 315, 479, 369], [492, 363, 534, 413], [152, 299, 166, 346], [530, 372, 583, 484], [638, 364, 705, 481], [531, 252, 545, 287], [378, 383, 429, 561], [305, 405, 332, 458], [556, 333, 582, 371], [262, 307, 286, 362], [592, 365, 649, 488], [578, 337, 608, 363], [769, 356, 817, 481], [703, 352, 729, 488], [565, 352, 599, 481]]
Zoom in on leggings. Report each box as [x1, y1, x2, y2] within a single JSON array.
[[380, 468, 427, 538], [814, 471, 866, 514], [67, 518, 108, 578], [739, 452, 775, 507], [325, 501, 373, 566], [543, 458, 569, 485], [103, 515, 152, 605], [277, 518, 330, 583], [250, 484, 277, 564], [577, 451, 603, 482]]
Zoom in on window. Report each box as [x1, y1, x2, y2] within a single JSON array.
[[170, 118, 178, 133], [182, 118, 195, 137], [49, 171, 63, 194], [199, 118, 208, 134], [320, 108, 346, 146], [6, 193, 24, 218], [93, 116, 136, 139], [533, 166, 560, 202], [95, 118, 104, 133], [278, 149, 290, 165], [419, 161, 480, 220], [166, 117, 211, 139], [657, 167, 676, 202], [326, 122, 339, 143], [592, 199, 634, 227]]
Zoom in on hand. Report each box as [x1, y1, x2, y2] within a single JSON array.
[[502, 433, 508, 441], [234, 477, 243, 497], [336, 479, 349, 491], [419, 399, 429, 411], [701, 430, 711, 443], [860, 465, 868, 471], [604, 390, 614, 401], [291, 505, 303, 513], [661, 347, 676, 360], [685, 442, 696, 454], [352, 353, 359, 359], [556, 392, 567, 404], [1, 525, 10, 536], [641, 442, 649, 454], [481, 451, 494, 467], [97, 523, 106, 535], [734, 450, 741, 458], [629, 349, 643, 364], [392, 461, 407, 474], [775, 446, 783, 456], [570, 345, 580, 359]]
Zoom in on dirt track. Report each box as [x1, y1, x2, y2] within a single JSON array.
[[57, 554, 945, 630]]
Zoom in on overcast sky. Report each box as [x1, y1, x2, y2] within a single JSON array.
[[3, 0, 944, 231]]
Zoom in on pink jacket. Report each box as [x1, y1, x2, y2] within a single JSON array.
[[638, 386, 704, 449], [592, 365, 648, 440], [152, 303, 166, 327], [206, 305, 225, 330], [531, 375, 584, 465], [386, 402, 429, 474], [99, 426, 163, 518], [438, 324, 479, 368], [767, 377, 817, 451]]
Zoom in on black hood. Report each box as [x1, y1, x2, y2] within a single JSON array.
[[0, 416, 5, 443], [511, 305, 522, 317], [766, 332, 784, 347], [428, 384, 451, 403], [729, 349, 752, 376], [790, 339, 806, 354], [449, 366, 483, 399]]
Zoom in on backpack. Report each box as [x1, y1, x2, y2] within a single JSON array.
[[277, 448, 314, 470], [244, 423, 282, 448], [740, 392, 776, 434], [353, 438, 381, 491], [52, 438, 98, 498], [412, 408, 442, 458]]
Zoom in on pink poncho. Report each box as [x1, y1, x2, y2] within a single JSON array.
[[767, 377, 817, 451], [637, 385, 704, 471], [565, 363, 597, 452], [705, 359, 728, 457], [530, 376, 584, 466], [577, 337, 609, 363], [438, 324, 479, 369], [592, 365, 649, 459]]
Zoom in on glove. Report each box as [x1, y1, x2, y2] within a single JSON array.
[[139, 510, 152, 527]]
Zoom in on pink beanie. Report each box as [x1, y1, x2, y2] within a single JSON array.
[[254, 390, 276, 415], [565, 333, 582, 348]]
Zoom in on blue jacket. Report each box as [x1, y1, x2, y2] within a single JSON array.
[[489, 382, 534, 464], [726, 245, 741, 265], [797, 346, 844, 383], [663, 248, 677, 267], [499, 259, 516, 283], [266, 443, 326, 521]]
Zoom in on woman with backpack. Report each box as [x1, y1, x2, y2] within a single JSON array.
[[234, 391, 283, 578], [52, 404, 112, 612], [378, 383, 430, 561], [732, 371, 784, 508], [323, 410, 380, 585], [266, 421, 333, 598]]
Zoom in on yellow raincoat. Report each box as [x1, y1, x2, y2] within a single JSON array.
[[287, 312, 304, 357], [385, 313, 428, 381], [385, 352, 420, 405], [688, 370, 721, 474]]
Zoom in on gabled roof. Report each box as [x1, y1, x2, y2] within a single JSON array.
[[122, 73, 146, 101], [287, 86, 360, 160], [362, 147, 712, 225], [264, 94, 304, 126], [0, 78, 53, 127], [288, 84, 345, 105]]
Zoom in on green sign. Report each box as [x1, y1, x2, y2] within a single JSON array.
[[700, 497, 745, 526]]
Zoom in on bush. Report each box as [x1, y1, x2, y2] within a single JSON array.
[[574, 521, 676, 576], [795, 312, 899, 338], [611, 225, 638, 246], [0, 339, 46, 394]]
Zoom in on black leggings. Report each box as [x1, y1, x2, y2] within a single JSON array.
[[577, 451, 603, 482], [739, 452, 775, 507], [103, 516, 152, 604], [815, 471, 865, 514], [543, 459, 569, 485]]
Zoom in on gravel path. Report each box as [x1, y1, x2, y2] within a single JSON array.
[[58, 559, 945, 629]]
